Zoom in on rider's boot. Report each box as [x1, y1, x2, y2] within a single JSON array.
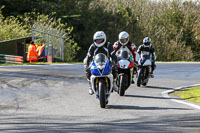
[[113, 78, 118, 92], [132, 78, 135, 84], [149, 71, 154, 78], [132, 68, 136, 84], [88, 82, 94, 95], [150, 63, 155, 78]]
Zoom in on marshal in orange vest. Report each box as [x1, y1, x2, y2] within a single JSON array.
[[27, 41, 38, 63]]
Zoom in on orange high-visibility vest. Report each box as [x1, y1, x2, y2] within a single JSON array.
[[27, 44, 38, 61]]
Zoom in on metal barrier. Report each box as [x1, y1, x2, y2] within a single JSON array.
[[0, 54, 23, 64], [32, 24, 67, 62]]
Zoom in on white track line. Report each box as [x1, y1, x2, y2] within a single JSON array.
[[162, 84, 200, 110]]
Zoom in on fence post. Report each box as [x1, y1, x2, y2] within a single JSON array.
[[62, 33, 67, 62], [47, 28, 52, 63], [31, 24, 67, 62]]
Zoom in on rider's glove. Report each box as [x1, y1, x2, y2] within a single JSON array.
[[112, 68, 118, 79], [86, 73, 91, 80], [85, 66, 90, 73], [85, 66, 91, 80]]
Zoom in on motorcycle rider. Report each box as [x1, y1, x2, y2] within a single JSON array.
[[137, 37, 156, 77], [113, 31, 138, 83], [83, 31, 118, 95]]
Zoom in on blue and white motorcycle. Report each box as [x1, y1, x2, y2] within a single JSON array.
[[90, 53, 113, 108], [137, 56, 152, 87]]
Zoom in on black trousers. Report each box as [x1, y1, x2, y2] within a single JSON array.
[[152, 61, 156, 73]]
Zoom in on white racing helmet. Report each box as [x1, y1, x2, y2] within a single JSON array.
[[119, 31, 129, 45], [93, 31, 106, 47], [143, 37, 151, 45]]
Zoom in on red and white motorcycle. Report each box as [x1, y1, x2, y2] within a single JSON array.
[[116, 49, 135, 96]]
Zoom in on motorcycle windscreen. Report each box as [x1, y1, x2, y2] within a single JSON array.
[[91, 53, 107, 76], [118, 51, 129, 60], [102, 59, 112, 75], [90, 60, 101, 76], [95, 53, 108, 71], [94, 53, 107, 66]]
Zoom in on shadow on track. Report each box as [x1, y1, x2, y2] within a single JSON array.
[[143, 86, 173, 90], [0, 71, 86, 82], [106, 105, 190, 110], [124, 94, 180, 100], [0, 113, 199, 132]]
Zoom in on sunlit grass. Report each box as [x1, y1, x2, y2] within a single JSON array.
[[157, 61, 200, 63], [170, 86, 200, 104]]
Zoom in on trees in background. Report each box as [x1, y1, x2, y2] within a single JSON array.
[[0, 5, 79, 62], [0, 0, 200, 61], [0, 6, 29, 40]]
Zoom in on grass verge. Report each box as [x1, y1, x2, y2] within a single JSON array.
[[170, 86, 200, 104], [157, 61, 200, 63]]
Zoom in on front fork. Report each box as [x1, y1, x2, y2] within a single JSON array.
[[95, 77, 112, 95], [138, 67, 148, 81]]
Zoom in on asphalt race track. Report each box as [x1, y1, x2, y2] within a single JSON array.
[[0, 63, 200, 132]]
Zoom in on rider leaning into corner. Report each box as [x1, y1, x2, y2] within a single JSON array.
[[137, 37, 157, 78], [83, 31, 118, 95], [113, 31, 139, 83]]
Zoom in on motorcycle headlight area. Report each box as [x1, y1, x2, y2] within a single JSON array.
[[96, 62, 106, 70], [94, 53, 107, 70]]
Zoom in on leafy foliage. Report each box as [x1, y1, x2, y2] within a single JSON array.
[[0, 0, 200, 61], [0, 6, 79, 61], [0, 6, 29, 40]]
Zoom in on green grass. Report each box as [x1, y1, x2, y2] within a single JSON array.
[[170, 86, 200, 104], [157, 61, 200, 63]]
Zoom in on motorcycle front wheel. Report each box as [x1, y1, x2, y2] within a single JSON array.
[[137, 69, 143, 87], [99, 80, 106, 108], [119, 75, 126, 96]]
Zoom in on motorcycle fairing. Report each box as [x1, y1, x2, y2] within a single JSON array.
[[118, 59, 130, 69], [140, 58, 152, 66], [90, 60, 101, 76], [90, 59, 112, 76], [102, 59, 112, 75]]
